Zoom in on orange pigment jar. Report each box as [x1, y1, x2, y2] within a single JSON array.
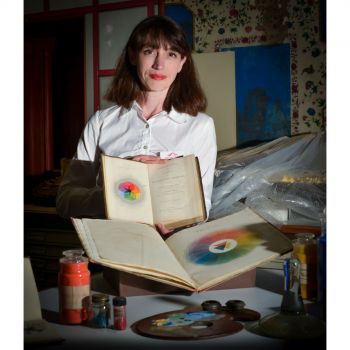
[[58, 249, 90, 324]]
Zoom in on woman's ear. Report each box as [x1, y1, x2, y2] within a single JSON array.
[[128, 48, 136, 65], [177, 56, 187, 73]]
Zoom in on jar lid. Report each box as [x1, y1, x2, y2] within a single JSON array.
[[92, 293, 109, 304], [201, 300, 222, 311], [60, 249, 88, 264], [113, 296, 126, 306], [225, 299, 246, 311]]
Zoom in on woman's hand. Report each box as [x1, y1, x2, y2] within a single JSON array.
[[131, 155, 167, 164]]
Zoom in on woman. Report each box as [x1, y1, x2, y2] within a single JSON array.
[[56, 16, 217, 234]]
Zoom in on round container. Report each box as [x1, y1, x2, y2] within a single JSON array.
[[113, 296, 127, 330], [226, 300, 246, 311], [58, 249, 90, 324], [201, 300, 222, 311], [292, 233, 317, 300], [90, 293, 111, 328]]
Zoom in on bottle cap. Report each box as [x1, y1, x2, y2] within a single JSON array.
[[113, 296, 127, 306], [92, 293, 109, 304]]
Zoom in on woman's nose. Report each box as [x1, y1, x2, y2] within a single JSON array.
[[152, 53, 165, 70]]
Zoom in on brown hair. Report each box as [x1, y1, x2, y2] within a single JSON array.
[[104, 15, 207, 116]]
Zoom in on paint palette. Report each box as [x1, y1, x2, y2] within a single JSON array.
[[134, 307, 243, 340]]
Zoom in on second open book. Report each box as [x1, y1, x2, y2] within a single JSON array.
[[72, 207, 292, 292]]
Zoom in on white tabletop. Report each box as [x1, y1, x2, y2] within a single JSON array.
[[37, 268, 325, 350]]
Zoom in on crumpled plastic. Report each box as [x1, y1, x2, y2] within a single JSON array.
[[209, 133, 326, 227]]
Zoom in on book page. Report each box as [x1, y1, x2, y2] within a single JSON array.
[[148, 155, 205, 227], [73, 218, 193, 286], [102, 155, 154, 225], [165, 208, 293, 290]]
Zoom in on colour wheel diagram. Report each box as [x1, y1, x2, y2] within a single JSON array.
[[117, 180, 141, 201], [187, 229, 259, 265]]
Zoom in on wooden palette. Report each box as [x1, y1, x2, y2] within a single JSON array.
[[134, 307, 244, 340]]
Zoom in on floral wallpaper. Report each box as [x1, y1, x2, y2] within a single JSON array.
[[165, 0, 326, 135]]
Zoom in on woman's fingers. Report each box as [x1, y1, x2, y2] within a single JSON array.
[[132, 155, 167, 164]]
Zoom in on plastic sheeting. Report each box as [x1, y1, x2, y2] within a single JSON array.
[[209, 133, 326, 227]]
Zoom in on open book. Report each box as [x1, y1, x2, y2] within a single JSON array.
[[101, 154, 206, 230], [72, 208, 293, 292]]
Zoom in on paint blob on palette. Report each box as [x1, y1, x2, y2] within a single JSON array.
[[187, 229, 259, 265], [151, 311, 224, 328], [117, 180, 141, 201]]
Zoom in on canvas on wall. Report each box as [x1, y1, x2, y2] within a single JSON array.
[[192, 51, 236, 151], [222, 44, 291, 147]]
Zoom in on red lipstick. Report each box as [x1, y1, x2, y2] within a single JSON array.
[[150, 74, 166, 80]]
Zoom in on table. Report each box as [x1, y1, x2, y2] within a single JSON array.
[[36, 269, 325, 350]]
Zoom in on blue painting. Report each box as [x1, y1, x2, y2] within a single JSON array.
[[222, 44, 291, 147], [165, 4, 193, 49]]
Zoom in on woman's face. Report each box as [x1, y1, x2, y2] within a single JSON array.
[[133, 43, 186, 94]]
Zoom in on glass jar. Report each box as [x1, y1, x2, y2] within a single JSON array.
[[90, 293, 111, 328], [113, 296, 127, 330], [58, 249, 90, 324], [292, 233, 317, 300]]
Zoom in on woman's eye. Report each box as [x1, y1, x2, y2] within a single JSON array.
[[169, 52, 177, 58], [143, 49, 153, 55]]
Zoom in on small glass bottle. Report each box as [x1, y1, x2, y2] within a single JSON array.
[[113, 296, 127, 330], [58, 249, 90, 324], [90, 293, 111, 328]]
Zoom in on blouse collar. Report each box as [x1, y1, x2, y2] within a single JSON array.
[[124, 101, 188, 124]]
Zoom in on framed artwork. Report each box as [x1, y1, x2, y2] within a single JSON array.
[[222, 44, 291, 147]]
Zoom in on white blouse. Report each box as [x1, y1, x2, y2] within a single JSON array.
[[56, 102, 217, 219]]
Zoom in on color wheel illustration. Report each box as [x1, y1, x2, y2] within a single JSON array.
[[117, 180, 141, 201], [187, 229, 259, 265]]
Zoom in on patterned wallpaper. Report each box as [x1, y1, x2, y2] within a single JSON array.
[[165, 0, 326, 135]]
